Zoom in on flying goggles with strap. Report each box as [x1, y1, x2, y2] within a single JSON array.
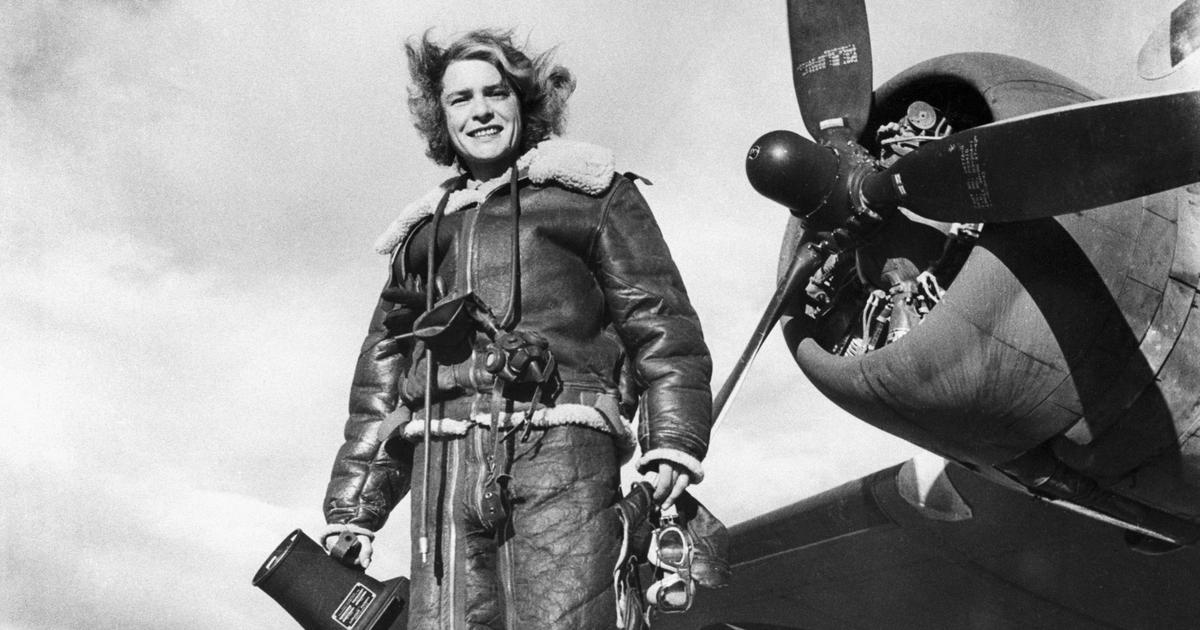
[[612, 482, 699, 627], [645, 510, 696, 614]]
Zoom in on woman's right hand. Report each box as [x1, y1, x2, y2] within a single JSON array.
[[322, 530, 375, 569]]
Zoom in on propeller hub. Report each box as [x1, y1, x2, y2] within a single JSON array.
[[747, 130, 895, 244], [746, 130, 840, 218]]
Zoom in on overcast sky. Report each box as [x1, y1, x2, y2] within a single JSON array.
[[2, 1, 1195, 628]]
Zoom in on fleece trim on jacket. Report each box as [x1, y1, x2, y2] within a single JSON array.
[[392, 406, 638, 460], [373, 139, 616, 255]]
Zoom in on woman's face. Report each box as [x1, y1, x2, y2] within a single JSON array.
[[441, 59, 522, 180]]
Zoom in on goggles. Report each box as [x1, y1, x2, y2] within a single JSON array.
[[645, 515, 695, 613], [645, 571, 694, 613]]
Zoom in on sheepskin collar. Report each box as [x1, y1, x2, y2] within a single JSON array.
[[374, 139, 616, 254]]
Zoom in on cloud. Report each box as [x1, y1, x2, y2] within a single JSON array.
[[0, 213, 405, 627], [0, 453, 319, 630], [0, 206, 355, 628], [2, 0, 432, 277], [1, 5, 425, 626]]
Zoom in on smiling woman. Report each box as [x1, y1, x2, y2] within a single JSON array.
[[403, 29, 575, 172], [441, 60, 522, 180], [319, 28, 714, 630]]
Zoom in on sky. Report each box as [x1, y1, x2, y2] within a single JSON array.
[[1, 1, 1196, 628]]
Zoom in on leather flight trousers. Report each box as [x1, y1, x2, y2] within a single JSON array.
[[407, 424, 621, 630]]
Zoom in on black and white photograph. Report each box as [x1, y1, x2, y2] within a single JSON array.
[[3, 1, 1199, 628]]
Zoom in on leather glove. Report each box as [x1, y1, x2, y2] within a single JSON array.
[[380, 286, 426, 336]]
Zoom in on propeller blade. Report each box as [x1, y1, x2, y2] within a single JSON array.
[[787, 0, 873, 140], [711, 242, 826, 433], [865, 90, 1200, 223]]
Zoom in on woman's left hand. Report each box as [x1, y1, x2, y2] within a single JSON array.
[[649, 460, 691, 510]]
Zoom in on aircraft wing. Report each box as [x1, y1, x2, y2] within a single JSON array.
[[658, 460, 1200, 629]]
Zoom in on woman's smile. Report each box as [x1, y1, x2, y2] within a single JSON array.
[[468, 125, 503, 138]]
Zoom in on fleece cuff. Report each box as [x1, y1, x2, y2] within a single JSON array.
[[637, 448, 705, 484]]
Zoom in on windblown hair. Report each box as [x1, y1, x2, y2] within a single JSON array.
[[405, 29, 577, 169]]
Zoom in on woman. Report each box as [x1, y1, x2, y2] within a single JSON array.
[[322, 29, 712, 629]]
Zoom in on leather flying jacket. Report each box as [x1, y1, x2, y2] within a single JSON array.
[[324, 140, 713, 532]]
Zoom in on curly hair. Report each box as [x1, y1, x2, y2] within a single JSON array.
[[405, 29, 576, 169]]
